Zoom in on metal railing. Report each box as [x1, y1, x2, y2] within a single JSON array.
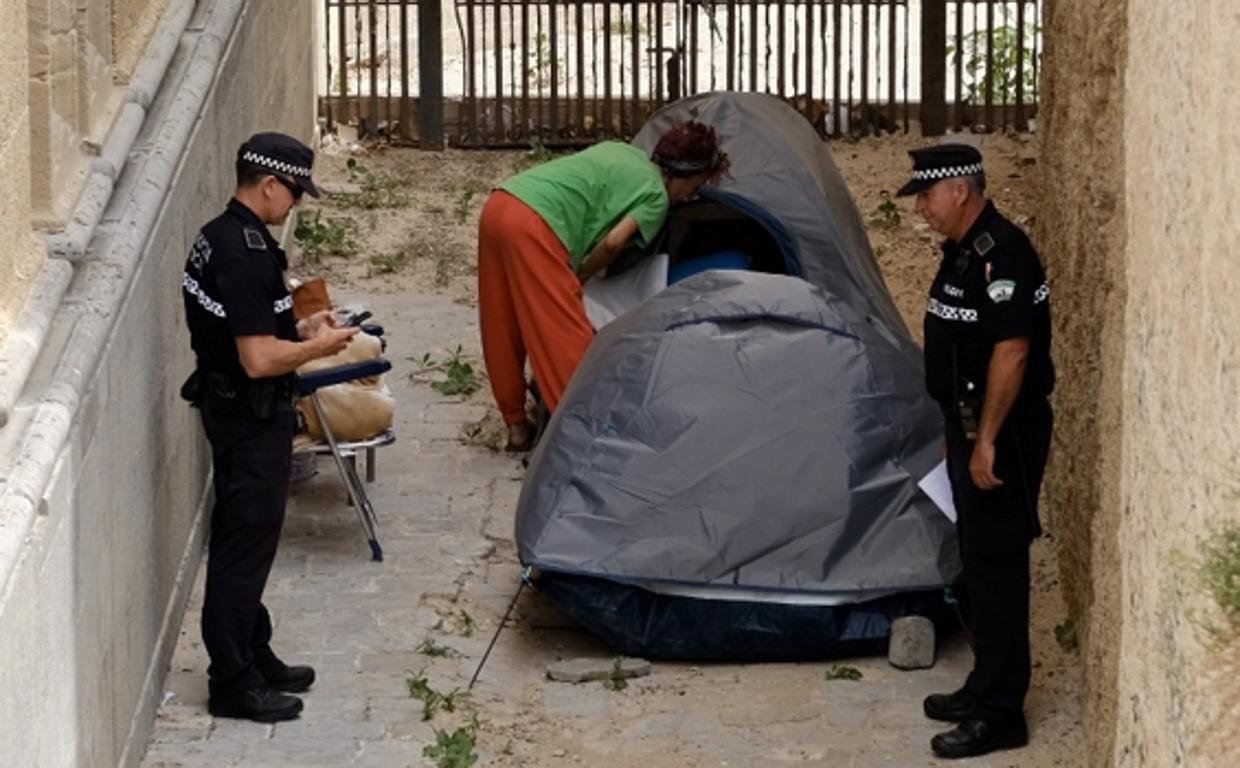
[[318, 0, 1042, 147]]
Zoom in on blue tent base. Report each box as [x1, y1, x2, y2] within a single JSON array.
[[535, 571, 952, 662]]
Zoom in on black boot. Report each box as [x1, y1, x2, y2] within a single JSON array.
[[255, 649, 316, 694], [208, 686, 304, 722], [931, 717, 1028, 759], [923, 688, 979, 722], [263, 664, 316, 693]]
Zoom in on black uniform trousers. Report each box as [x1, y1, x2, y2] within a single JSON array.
[[944, 397, 1052, 722], [199, 391, 296, 697]]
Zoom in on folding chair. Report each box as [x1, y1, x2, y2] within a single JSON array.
[[295, 357, 393, 562]]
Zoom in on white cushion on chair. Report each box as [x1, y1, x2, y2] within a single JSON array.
[[297, 333, 395, 442]]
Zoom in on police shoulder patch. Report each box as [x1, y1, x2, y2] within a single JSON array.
[[243, 227, 268, 250], [987, 279, 1016, 303]]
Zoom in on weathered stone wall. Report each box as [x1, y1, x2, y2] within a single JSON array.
[[112, 0, 170, 79], [1041, 0, 1240, 765], [1117, 1, 1240, 764], [0, 1, 316, 766], [1037, 2, 1129, 761], [0, 0, 47, 345]]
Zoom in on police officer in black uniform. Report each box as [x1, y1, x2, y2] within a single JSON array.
[[181, 132, 358, 722], [897, 144, 1054, 759]]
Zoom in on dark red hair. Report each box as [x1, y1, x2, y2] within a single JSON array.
[[651, 121, 730, 181]]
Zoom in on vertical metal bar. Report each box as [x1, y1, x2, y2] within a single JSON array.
[[466, 0, 477, 143], [748, 0, 757, 91], [953, 0, 964, 131], [804, 0, 814, 111], [1015, 0, 1027, 130], [1033, 0, 1041, 111], [337, 0, 349, 124], [592, 2, 600, 137], [522, 0, 531, 137], [886, 0, 896, 131], [985, 0, 994, 131], [385, 1, 393, 122], [831, 0, 841, 137], [859, 0, 869, 135], [488, 0, 498, 140], [903, 0, 910, 132], [324, 0, 334, 131], [551, 1, 561, 137], [922, 0, 947, 136], [690, 0, 699, 94], [603, 1, 613, 135], [534, 2, 544, 134], [630, 0, 640, 133], [368, 0, 379, 135], [419, 0, 445, 148], [354, 1, 363, 115], [399, 1, 411, 141], [725, 0, 735, 90], [773, 0, 783, 96], [655, 0, 665, 103], [576, 1, 586, 132], [479, 0, 489, 143]]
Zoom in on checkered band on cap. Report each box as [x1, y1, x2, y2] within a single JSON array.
[[242, 151, 313, 178], [912, 162, 983, 182]]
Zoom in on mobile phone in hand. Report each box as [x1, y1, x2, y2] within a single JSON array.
[[345, 310, 373, 327]]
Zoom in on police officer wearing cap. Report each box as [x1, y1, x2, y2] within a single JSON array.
[[897, 144, 1054, 759], [181, 132, 359, 722]]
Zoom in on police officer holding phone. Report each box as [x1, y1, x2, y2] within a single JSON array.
[[898, 144, 1054, 759], [181, 132, 359, 722]]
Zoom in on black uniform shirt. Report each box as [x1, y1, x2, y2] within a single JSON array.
[[182, 199, 298, 382], [923, 201, 1054, 407]]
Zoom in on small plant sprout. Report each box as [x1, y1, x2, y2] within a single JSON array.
[[1198, 521, 1240, 637], [418, 638, 460, 658], [294, 210, 357, 262], [602, 656, 629, 692], [432, 347, 481, 397], [824, 664, 863, 681], [454, 609, 477, 638], [1054, 619, 1079, 653], [868, 198, 902, 230], [406, 670, 461, 721], [423, 715, 481, 768], [338, 158, 410, 209], [368, 250, 408, 275]]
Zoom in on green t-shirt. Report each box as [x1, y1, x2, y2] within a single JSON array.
[[500, 142, 669, 270]]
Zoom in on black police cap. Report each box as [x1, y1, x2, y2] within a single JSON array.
[[896, 143, 984, 197], [238, 132, 321, 198]]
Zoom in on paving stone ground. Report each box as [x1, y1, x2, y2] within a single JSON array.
[[143, 290, 1083, 767]]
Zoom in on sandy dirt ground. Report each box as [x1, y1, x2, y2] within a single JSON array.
[[286, 129, 1078, 767]]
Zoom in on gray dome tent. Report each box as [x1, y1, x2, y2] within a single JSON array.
[[515, 93, 960, 660]]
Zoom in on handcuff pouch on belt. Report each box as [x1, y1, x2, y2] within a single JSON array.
[[956, 389, 981, 441], [951, 343, 981, 441], [180, 369, 293, 419]]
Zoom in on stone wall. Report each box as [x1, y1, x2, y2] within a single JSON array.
[[1117, 1, 1240, 764], [4, 0, 171, 352], [1040, 0, 1240, 765], [112, 0, 171, 80], [1037, 1, 1129, 764], [0, 1, 316, 766], [0, 1, 46, 345]]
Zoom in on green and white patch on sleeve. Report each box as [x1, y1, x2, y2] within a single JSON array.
[[987, 279, 1017, 303]]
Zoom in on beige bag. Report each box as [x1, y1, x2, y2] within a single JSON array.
[[297, 333, 394, 442]]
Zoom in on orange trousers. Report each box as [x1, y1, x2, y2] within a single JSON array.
[[478, 190, 594, 424]]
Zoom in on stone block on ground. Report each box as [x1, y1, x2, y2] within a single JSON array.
[[888, 616, 936, 670], [546, 657, 651, 683]]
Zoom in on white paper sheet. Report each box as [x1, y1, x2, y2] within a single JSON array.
[[917, 460, 958, 523]]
